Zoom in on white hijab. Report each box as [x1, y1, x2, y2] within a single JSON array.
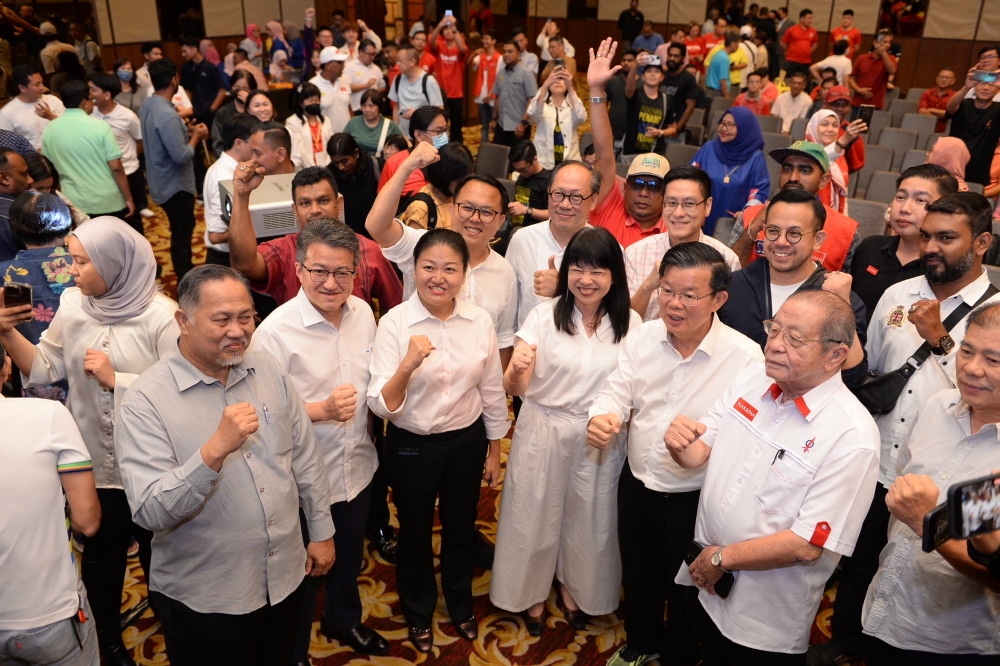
[[805, 109, 849, 214]]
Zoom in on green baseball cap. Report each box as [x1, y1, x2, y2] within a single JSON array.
[[769, 140, 830, 174]]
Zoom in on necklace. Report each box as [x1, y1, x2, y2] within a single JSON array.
[[722, 164, 739, 184], [585, 313, 601, 330]]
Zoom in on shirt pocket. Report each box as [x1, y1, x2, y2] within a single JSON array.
[[262, 405, 293, 463], [754, 448, 815, 518]]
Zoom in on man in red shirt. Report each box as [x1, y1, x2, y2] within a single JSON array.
[[918, 68, 957, 133], [410, 31, 436, 74], [781, 9, 818, 79], [702, 17, 727, 53], [829, 9, 861, 57], [382, 41, 400, 87], [428, 15, 467, 143], [848, 31, 897, 111], [734, 70, 771, 115]]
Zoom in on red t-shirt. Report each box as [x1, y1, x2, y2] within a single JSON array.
[[432, 37, 467, 99], [918, 87, 956, 133], [703, 32, 722, 53], [418, 51, 436, 74], [378, 149, 427, 197], [850, 52, 897, 109], [685, 37, 706, 72], [782, 24, 818, 64], [591, 185, 665, 248], [734, 93, 771, 116], [829, 26, 861, 55]]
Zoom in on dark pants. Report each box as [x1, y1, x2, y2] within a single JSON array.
[[447, 98, 464, 143], [125, 168, 148, 236], [618, 461, 701, 664], [158, 191, 196, 281], [290, 481, 374, 663], [150, 581, 303, 666], [493, 128, 517, 146], [784, 61, 811, 79], [387, 417, 487, 628], [365, 416, 392, 533], [861, 634, 999, 665], [80, 489, 153, 652], [829, 483, 891, 652], [204, 247, 231, 266], [685, 586, 805, 665]]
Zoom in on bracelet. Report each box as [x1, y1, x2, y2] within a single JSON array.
[[590, 95, 608, 104]]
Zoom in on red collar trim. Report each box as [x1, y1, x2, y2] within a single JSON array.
[[765, 383, 811, 418]]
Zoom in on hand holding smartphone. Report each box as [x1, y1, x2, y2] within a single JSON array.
[[856, 104, 875, 133], [2, 282, 32, 309], [971, 70, 999, 85], [685, 541, 735, 598]]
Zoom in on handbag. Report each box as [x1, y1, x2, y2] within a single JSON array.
[[851, 285, 998, 415]]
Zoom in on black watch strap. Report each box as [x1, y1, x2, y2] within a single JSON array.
[[967, 539, 1000, 568]]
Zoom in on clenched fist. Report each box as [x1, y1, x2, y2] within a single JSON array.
[[664, 415, 706, 454], [403, 335, 435, 371], [324, 383, 358, 422], [821, 270, 853, 304], [587, 414, 621, 450], [216, 402, 260, 453], [509, 343, 536, 376], [405, 141, 440, 171]]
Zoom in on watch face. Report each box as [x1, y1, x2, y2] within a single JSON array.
[[940, 335, 956, 354]]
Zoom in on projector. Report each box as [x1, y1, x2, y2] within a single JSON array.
[[220, 173, 299, 239]]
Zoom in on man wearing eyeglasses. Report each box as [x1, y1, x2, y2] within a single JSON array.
[[962, 45, 1000, 103], [344, 39, 387, 113], [666, 288, 879, 665], [248, 221, 391, 661], [588, 242, 763, 666]]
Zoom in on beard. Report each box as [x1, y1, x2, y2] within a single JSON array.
[[922, 248, 975, 284], [216, 336, 248, 367]]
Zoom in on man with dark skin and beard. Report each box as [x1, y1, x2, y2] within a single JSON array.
[[809, 192, 1000, 666], [654, 42, 698, 141]]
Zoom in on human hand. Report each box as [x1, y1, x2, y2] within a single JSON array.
[[402, 108, 415, 119], [0, 290, 33, 333], [858, 87, 873, 99], [843, 118, 867, 140], [34, 100, 56, 120], [211, 402, 260, 455], [403, 335, 435, 371], [533, 255, 559, 297], [83, 348, 115, 389], [405, 141, 440, 171], [887, 473, 941, 537], [514, 123, 527, 138], [588, 37, 622, 91], [509, 343, 536, 376], [664, 415, 706, 454], [644, 125, 661, 138], [483, 443, 501, 487], [305, 538, 335, 576], [507, 200, 528, 217], [642, 259, 661, 291], [587, 414, 621, 450], [124, 199, 136, 219], [233, 160, 267, 197], [688, 545, 724, 593], [907, 299, 948, 346], [190, 122, 210, 141], [636, 52, 653, 68], [325, 383, 358, 422], [821, 270, 853, 304]]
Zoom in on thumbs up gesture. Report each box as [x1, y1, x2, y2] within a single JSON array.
[[533, 254, 560, 298]]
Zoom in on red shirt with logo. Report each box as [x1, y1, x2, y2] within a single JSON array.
[[829, 26, 861, 55], [685, 36, 707, 72], [782, 24, 818, 64], [431, 38, 466, 98]]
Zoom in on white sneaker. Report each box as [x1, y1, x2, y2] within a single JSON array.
[[140, 208, 155, 218]]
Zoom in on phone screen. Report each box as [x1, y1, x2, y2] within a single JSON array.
[[857, 104, 875, 132], [971, 70, 999, 85], [922, 503, 950, 553], [948, 472, 1000, 539], [445, 9, 453, 16]]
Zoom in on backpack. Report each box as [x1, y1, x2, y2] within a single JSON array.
[[394, 72, 432, 106], [395, 191, 439, 229]]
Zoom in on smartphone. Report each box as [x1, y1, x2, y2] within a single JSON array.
[[971, 70, 999, 85], [444, 9, 453, 17], [948, 471, 1000, 539], [922, 502, 951, 553], [553, 57, 564, 68], [857, 104, 875, 132], [648, 55, 661, 66], [685, 541, 735, 598], [2, 281, 32, 309]]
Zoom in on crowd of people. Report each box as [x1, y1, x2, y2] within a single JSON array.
[[1, 4, 1000, 666]]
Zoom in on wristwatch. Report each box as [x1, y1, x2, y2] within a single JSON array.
[[520, 119, 531, 127], [525, 206, 533, 218], [711, 547, 732, 573], [590, 95, 608, 104], [930, 334, 956, 356]]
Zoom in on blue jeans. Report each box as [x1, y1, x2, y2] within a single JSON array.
[[478, 102, 493, 144], [0, 585, 99, 665]]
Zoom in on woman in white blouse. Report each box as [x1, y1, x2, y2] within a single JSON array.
[[286, 81, 333, 169], [527, 68, 587, 170], [490, 226, 640, 635], [0, 217, 178, 662], [367, 229, 508, 654]]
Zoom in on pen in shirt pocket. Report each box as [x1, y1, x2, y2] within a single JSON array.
[[772, 448, 785, 465], [263, 403, 270, 425]]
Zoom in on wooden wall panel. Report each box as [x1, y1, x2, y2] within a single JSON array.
[[597, 0, 628, 22], [204, 0, 246, 37], [923, 0, 981, 40], [667, 0, 705, 28], [535, 0, 568, 20], [106, 0, 161, 43], [787, 0, 832, 31]]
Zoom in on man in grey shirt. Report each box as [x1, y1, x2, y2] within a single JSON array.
[[139, 58, 208, 281], [491, 41, 538, 146], [115, 264, 335, 664], [388, 43, 443, 136]]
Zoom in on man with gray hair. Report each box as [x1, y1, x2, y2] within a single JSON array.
[[249, 220, 390, 660], [115, 264, 335, 664], [665, 289, 879, 664]]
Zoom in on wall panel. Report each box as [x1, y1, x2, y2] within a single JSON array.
[[204, 0, 246, 37], [923, 0, 981, 40], [597, 0, 628, 23], [976, 9, 1000, 42], [533, 0, 568, 19], [830, 0, 877, 35], [106, 0, 161, 42], [242, 0, 278, 31], [787, 0, 832, 31], [667, 0, 705, 28], [93, 0, 114, 44]]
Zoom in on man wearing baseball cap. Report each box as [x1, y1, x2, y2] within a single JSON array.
[[825, 85, 868, 173], [309, 46, 352, 132], [38, 22, 76, 75]]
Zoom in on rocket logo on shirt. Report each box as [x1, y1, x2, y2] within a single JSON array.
[[803, 437, 816, 453], [887, 306, 905, 327], [734, 397, 758, 421]]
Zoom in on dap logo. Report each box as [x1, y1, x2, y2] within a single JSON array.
[[803, 437, 816, 453]]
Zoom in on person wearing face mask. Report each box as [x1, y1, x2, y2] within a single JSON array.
[[376, 106, 444, 198], [286, 82, 333, 169], [0, 218, 179, 666], [111, 57, 150, 115], [210, 70, 256, 156], [343, 90, 404, 157]]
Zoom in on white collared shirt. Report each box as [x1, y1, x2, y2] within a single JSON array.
[[625, 232, 743, 321], [310, 74, 353, 133], [344, 59, 386, 110], [91, 103, 142, 175], [865, 269, 1000, 486], [381, 220, 517, 348], [202, 151, 237, 252], [676, 365, 880, 653], [862, 389, 1000, 655], [367, 292, 510, 440], [505, 221, 580, 329], [518, 298, 641, 415], [285, 114, 333, 170], [590, 316, 763, 492], [250, 291, 377, 505]]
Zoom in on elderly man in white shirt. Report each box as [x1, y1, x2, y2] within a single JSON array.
[[588, 242, 762, 666], [626, 165, 742, 322], [344, 39, 386, 112], [250, 221, 389, 660], [666, 289, 879, 664], [310, 47, 353, 133]]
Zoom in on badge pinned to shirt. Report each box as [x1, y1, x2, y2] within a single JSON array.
[[803, 437, 816, 453], [867, 265, 879, 276], [734, 397, 758, 421], [809, 521, 831, 547], [887, 305, 905, 327]]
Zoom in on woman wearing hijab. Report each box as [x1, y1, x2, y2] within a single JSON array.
[[927, 137, 971, 192], [0, 217, 178, 664], [200, 38, 221, 66], [241, 23, 263, 68], [282, 21, 306, 69], [806, 109, 851, 214], [691, 107, 770, 235], [267, 20, 291, 60]]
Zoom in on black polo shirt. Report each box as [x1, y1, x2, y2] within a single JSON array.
[[180, 58, 225, 122], [849, 234, 923, 326]]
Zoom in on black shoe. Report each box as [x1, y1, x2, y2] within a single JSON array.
[[408, 626, 433, 653], [453, 616, 478, 641], [523, 610, 544, 637], [806, 638, 861, 666], [320, 619, 390, 656], [102, 643, 137, 666], [368, 525, 397, 564], [474, 532, 495, 569]]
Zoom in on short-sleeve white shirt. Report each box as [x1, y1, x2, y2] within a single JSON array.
[[812, 54, 853, 85], [344, 60, 387, 110], [202, 151, 236, 253], [92, 103, 143, 175], [250, 291, 377, 504], [310, 74, 353, 133], [381, 220, 517, 348], [676, 365, 880, 653], [0, 94, 65, 150]]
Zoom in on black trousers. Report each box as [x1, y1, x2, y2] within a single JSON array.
[[783, 60, 811, 79], [365, 416, 392, 533], [125, 168, 148, 236], [492, 128, 517, 146], [290, 480, 373, 663], [618, 461, 701, 664], [447, 97, 464, 143], [829, 483, 891, 652], [861, 634, 999, 665], [386, 417, 487, 628], [150, 580, 303, 666], [204, 247, 231, 266], [158, 191, 196, 281], [80, 489, 153, 651], [685, 586, 806, 666]]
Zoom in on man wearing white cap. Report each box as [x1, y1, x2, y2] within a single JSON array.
[[37, 22, 76, 75], [310, 46, 352, 133]]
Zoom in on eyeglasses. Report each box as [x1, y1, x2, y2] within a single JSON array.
[[300, 264, 356, 284], [718, 121, 737, 130], [549, 189, 596, 205], [663, 198, 707, 212], [456, 202, 500, 224], [656, 287, 716, 305], [422, 126, 450, 136], [627, 176, 665, 193], [763, 226, 817, 244], [763, 319, 844, 349]]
